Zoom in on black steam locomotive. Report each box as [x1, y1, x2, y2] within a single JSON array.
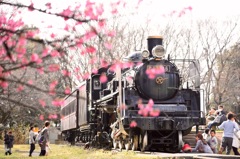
[[61, 36, 205, 152]]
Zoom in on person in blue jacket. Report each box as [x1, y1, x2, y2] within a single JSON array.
[[218, 113, 239, 155]]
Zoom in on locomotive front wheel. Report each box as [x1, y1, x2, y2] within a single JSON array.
[[131, 135, 139, 151], [177, 131, 183, 152]]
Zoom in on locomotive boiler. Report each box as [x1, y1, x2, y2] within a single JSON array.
[[61, 36, 206, 152]]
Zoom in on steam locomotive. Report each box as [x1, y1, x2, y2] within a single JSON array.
[[61, 36, 206, 152]]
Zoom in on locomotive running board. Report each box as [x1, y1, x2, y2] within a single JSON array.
[[93, 91, 119, 105]]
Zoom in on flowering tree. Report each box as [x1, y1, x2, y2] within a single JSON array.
[[0, 0, 132, 126]]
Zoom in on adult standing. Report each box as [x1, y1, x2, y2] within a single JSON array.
[[39, 121, 50, 156], [232, 118, 240, 155], [4, 131, 14, 155], [218, 113, 239, 155], [29, 126, 36, 157]]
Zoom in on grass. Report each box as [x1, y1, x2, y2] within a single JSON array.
[[0, 144, 159, 159], [0, 144, 238, 159]]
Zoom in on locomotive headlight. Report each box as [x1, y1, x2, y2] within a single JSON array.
[[142, 50, 150, 58], [152, 45, 165, 58]]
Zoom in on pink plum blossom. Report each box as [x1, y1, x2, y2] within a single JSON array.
[[52, 99, 64, 107], [39, 99, 46, 107], [17, 85, 24, 92], [31, 53, 39, 62], [39, 115, 44, 121], [28, 80, 33, 85], [104, 42, 112, 50], [64, 87, 71, 94], [0, 81, 8, 88], [100, 73, 107, 83], [28, 3, 34, 11], [130, 121, 137, 127]]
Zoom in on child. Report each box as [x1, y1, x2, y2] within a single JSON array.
[[182, 141, 192, 153], [202, 128, 210, 141], [207, 129, 218, 153]]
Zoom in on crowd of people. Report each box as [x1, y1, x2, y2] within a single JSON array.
[[3, 120, 50, 157], [182, 105, 240, 156]]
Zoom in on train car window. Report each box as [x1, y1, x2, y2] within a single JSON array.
[[65, 106, 69, 116], [70, 101, 74, 114], [93, 79, 101, 90], [64, 107, 67, 116], [61, 107, 65, 116], [73, 101, 76, 113], [70, 103, 72, 114]]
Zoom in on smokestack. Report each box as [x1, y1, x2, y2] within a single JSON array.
[[147, 36, 163, 57]]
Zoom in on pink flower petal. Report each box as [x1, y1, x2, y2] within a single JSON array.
[[62, 70, 71, 76], [31, 53, 39, 62], [28, 3, 34, 11], [48, 64, 60, 72], [39, 115, 44, 121], [119, 104, 127, 110], [45, 2, 52, 9], [148, 99, 154, 107], [17, 85, 24, 92], [104, 42, 112, 50], [28, 80, 33, 85], [52, 99, 64, 107], [100, 74, 107, 83], [101, 60, 108, 68], [39, 99, 46, 107], [149, 110, 160, 117], [64, 87, 71, 94], [50, 33, 55, 38], [130, 121, 137, 127], [0, 81, 8, 88]]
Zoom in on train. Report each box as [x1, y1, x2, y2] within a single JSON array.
[[60, 36, 206, 152]]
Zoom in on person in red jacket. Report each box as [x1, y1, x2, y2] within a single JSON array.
[[182, 141, 192, 153]]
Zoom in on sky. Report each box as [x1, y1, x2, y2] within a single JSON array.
[[8, 0, 240, 41], [19, 0, 240, 27], [142, 0, 240, 19]]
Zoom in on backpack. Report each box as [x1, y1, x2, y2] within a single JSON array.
[[37, 129, 46, 144], [38, 135, 44, 144]]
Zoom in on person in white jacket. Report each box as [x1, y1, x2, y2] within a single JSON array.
[[232, 119, 240, 155]]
